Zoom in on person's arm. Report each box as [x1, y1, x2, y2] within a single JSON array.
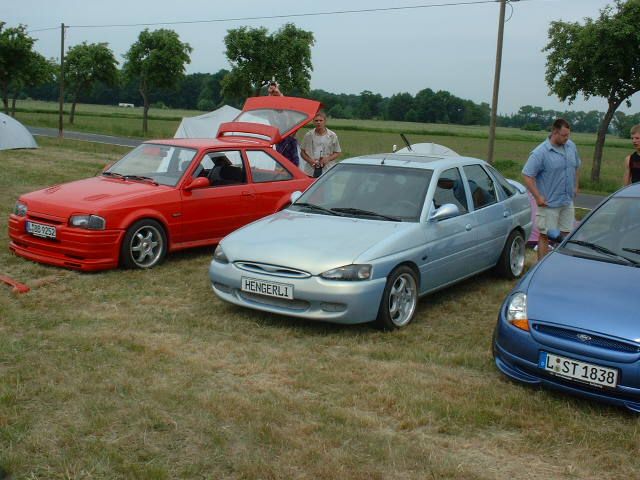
[[320, 151, 340, 166], [623, 155, 631, 185], [522, 175, 546, 207], [575, 168, 580, 195]]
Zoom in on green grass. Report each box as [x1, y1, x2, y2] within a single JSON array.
[[1, 138, 640, 479]]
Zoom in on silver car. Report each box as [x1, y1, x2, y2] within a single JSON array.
[[209, 148, 532, 329]]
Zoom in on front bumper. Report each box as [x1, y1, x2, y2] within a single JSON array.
[[209, 260, 387, 324], [8, 214, 123, 272], [493, 306, 640, 413]]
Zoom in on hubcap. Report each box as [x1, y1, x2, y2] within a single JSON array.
[[388, 273, 417, 327], [130, 226, 163, 268], [509, 235, 525, 276]]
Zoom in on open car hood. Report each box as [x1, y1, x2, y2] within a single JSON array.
[[217, 96, 321, 144]]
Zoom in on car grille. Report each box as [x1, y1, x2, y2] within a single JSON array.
[[239, 291, 310, 311], [533, 324, 640, 353], [234, 261, 311, 279]]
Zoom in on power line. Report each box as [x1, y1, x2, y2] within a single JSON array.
[[28, 0, 530, 33]]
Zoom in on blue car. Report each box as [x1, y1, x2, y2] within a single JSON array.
[[493, 183, 640, 412]]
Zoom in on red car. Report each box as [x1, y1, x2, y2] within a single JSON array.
[[9, 96, 319, 271]]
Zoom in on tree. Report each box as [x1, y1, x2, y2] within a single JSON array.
[[545, 0, 640, 182], [9, 51, 55, 115], [222, 23, 314, 98], [0, 22, 35, 114], [65, 42, 118, 124], [123, 29, 192, 134], [386, 93, 414, 121]]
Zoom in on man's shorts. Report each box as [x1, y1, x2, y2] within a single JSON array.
[[536, 203, 575, 235]]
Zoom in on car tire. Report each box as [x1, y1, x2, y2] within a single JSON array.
[[496, 230, 525, 279], [376, 265, 418, 330], [120, 219, 167, 269]]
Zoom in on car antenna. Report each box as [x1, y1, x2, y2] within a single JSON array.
[[400, 133, 413, 152]]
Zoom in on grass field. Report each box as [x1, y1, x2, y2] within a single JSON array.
[[12, 99, 631, 195], [2, 132, 640, 477]]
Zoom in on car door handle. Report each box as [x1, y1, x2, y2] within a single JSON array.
[[503, 211, 509, 217], [465, 224, 472, 231], [242, 190, 255, 198]]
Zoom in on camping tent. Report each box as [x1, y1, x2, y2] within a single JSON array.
[[0, 113, 38, 150], [173, 105, 241, 138]]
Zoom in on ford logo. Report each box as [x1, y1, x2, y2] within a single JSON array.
[[577, 334, 592, 342]]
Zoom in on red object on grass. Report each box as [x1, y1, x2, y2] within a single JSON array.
[[0, 275, 30, 294]]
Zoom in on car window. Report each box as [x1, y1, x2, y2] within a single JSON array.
[[293, 164, 433, 222], [486, 164, 516, 199], [463, 164, 498, 210], [566, 197, 640, 263], [193, 150, 246, 186], [433, 168, 468, 215], [246, 150, 293, 183], [106, 144, 197, 187]]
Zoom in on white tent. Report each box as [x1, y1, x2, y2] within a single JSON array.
[[173, 105, 241, 138], [0, 113, 38, 150]]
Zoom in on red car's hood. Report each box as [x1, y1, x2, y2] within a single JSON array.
[[20, 176, 168, 218]]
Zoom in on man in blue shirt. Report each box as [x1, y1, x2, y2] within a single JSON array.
[[522, 118, 581, 259]]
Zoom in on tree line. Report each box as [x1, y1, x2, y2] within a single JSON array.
[[3, 0, 640, 182]]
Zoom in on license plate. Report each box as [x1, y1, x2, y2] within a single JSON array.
[[26, 221, 56, 239], [241, 276, 293, 299], [539, 351, 618, 388]]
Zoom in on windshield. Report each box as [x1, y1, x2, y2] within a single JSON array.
[[561, 197, 640, 266], [105, 144, 197, 187], [234, 109, 308, 136], [290, 163, 433, 222]]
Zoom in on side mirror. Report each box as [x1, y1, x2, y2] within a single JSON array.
[[429, 203, 460, 222], [290, 191, 302, 204], [184, 177, 210, 191]]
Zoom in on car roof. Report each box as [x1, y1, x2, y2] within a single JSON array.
[[144, 137, 269, 149], [614, 182, 640, 198], [342, 152, 487, 171]]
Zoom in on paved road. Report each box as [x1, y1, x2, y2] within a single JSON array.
[[28, 126, 606, 209], [29, 126, 142, 148]]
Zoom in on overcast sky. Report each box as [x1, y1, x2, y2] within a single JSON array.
[[3, 0, 636, 115]]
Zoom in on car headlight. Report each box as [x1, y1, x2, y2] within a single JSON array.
[[213, 244, 229, 264], [14, 201, 27, 216], [506, 292, 529, 331], [320, 264, 372, 281], [69, 214, 106, 230]]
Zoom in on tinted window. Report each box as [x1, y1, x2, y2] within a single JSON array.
[[246, 150, 293, 183], [463, 164, 498, 209], [433, 168, 468, 214]]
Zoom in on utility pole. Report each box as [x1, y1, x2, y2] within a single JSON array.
[[487, 0, 506, 164], [58, 23, 65, 138]]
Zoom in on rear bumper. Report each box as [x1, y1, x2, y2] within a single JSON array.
[[8, 214, 123, 272]]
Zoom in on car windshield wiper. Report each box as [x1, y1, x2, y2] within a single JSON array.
[[565, 240, 640, 266], [331, 207, 401, 222], [102, 171, 125, 179], [622, 247, 640, 255], [294, 202, 341, 216], [123, 175, 159, 185]]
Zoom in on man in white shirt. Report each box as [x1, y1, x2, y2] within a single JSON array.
[[300, 111, 341, 177]]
